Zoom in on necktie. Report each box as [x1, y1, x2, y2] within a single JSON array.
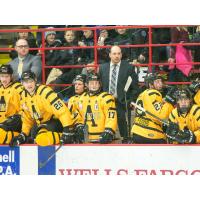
[[110, 64, 117, 95], [18, 58, 23, 79]]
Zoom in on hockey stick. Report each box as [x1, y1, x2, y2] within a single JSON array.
[[39, 144, 63, 169], [57, 85, 73, 94], [124, 76, 133, 137], [131, 102, 169, 126]]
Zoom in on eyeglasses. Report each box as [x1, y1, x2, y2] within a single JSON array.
[[16, 45, 29, 49]]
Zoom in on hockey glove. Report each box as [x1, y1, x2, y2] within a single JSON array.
[[60, 127, 75, 144], [9, 132, 27, 147], [176, 128, 196, 144], [99, 129, 114, 144], [164, 87, 177, 106], [75, 124, 85, 142], [166, 122, 180, 140]]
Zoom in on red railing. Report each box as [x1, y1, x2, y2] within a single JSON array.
[[0, 25, 199, 86]]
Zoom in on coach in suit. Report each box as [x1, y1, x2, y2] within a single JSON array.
[[9, 39, 42, 82], [99, 45, 139, 142]]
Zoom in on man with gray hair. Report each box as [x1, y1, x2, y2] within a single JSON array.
[[8, 38, 42, 82]]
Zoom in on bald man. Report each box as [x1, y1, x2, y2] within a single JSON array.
[[99, 45, 139, 143], [8, 39, 42, 82]]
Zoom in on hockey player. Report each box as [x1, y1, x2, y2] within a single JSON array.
[[10, 71, 74, 147], [68, 74, 87, 122], [189, 80, 200, 106], [166, 88, 200, 144], [75, 73, 117, 143], [0, 64, 23, 144], [67, 74, 87, 143], [130, 73, 176, 143]]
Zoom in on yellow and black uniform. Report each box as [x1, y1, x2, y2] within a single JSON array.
[[169, 104, 200, 143], [21, 84, 73, 146], [68, 94, 82, 124], [76, 92, 117, 142], [0, 81, 23, 144], [131, 89, 174, 143], [194, 90, 200, 106]]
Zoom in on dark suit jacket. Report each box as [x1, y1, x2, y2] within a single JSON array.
[[99, 60, 139, 104]]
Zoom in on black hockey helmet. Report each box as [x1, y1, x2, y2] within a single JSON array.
[[21, 70, 36, 81], [0, 64, 13, 75], [86, 73, 101, 83], [144, 72, 163, 87], [176, 89, 192, 101], [73, 74, 87, 84], [86, 73, 101, 95], [176, 89, 192, 114]]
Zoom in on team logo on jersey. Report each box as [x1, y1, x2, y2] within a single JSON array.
[[148, 133, 154, 137], [22, 103, 29, 111], [94, 102, 98, 110], [78, 102, 83, 110]]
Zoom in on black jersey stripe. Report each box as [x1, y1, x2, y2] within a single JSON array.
[[134, 123, 163, 133], [14, 84, 22, 89], [102, 93, 111, 98], [106, 99, 114, 104], [52, 132, 56, 145], [149, 92, 161, 96], [193, 107, 200, 116], [109, 107, 116, 111], [50, 97, 59, 105], [45, 90, 54, 99], [39, 86, 48, 95], [171, 112, 176, 119]]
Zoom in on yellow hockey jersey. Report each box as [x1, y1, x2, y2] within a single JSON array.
[[68, 94, 81, 125], [76, 92, 117, 141], [21, 84, 73, 135], [0, 81, 23, 123], [131, 89, 174, 140], [169, 104, 200, 143], [194, 90, 200, 106]]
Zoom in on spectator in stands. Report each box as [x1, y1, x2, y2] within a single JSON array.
[[59, 30, 81, 65], [9, 26, 38, 60], [111, 28, 133, 63], [168, 27, 193, 82], [36, 25, 66, 46], [78, 29, 94, 64], [187, 26, 200, 80], [131, 28, 149, 65], [99, 45, 139, 143], [97, 29, 111, 64], [40, 27, 62, 83], [8, 39, 42, 82], [49, 30, 82, 99], [152, 28, 171, 73]]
